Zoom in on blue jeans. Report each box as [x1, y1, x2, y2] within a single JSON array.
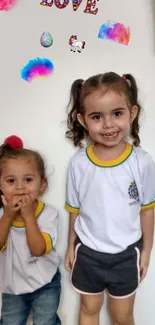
[[0, 269, 61, 325]]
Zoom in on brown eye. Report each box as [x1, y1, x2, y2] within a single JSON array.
[[25, 178, 33, 183], [7, 179, 14, 184], [114, 111, 122, 117], [92, 114, 101, 120]]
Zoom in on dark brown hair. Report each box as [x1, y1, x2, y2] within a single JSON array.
[[0, 144, 47, 208], [66, 72, 141, 147]]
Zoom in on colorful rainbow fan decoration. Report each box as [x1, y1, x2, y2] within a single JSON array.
[[21, 58, 54, 82], [98, 21, 130, 46]]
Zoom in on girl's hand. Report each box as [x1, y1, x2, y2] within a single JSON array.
[[140, 250, 150, 282], [2, 195, 22, 220], [20, 195, 35, 220], [65, 245, 75, 272]]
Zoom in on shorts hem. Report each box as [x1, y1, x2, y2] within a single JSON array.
[[108, 288, 137, 299], [72, 284, 104, 295]]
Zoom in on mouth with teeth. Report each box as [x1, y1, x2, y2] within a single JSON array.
[[102, 132, 118, 139]]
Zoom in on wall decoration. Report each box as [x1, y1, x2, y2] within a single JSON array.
[[40, 32, 53, 48], [72, 0, 83, 11], [98, 21, 130, 46], [84, 0, 98, 14], [54, 0, 69, 8], [0, 0, 17, 11], [21, 58, 54, 82], [40, 0, 99, 15], [40, 0, 52, 6], [69, 35, 86, 53]]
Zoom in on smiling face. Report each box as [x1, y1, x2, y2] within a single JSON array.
[[0, 156, 46, 202], [77, 88, 138, 148]]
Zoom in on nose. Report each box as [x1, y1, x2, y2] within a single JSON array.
[[103, 116, 113, 128], [15, 181, 24, 191]]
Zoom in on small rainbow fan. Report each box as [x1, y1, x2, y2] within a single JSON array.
[[21, 58, 54, 82]]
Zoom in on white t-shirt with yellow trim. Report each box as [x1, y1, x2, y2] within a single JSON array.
[[0, 201, 60, 294], [65, 143, 155, 254]]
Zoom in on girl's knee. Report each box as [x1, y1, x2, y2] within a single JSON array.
[[80, 295, 103, 316], [81, 304, 99, 316], [81, 302, 101, 316], [109, 294, 135, 325], [111, 314, 134, 325]]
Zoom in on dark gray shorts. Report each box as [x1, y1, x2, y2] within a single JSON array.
[[71, 239, 142, 298]]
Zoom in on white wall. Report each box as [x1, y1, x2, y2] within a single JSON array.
[[0, 0, 155, 324]]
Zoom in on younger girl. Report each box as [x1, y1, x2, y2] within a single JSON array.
[[0, 135, 61, 325], [65, 72, 155, 325]]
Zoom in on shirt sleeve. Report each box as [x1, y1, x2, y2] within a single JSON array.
[[65, 162, 80, 214], [141, 153, 155, 210], [39, 207, 59, 255]]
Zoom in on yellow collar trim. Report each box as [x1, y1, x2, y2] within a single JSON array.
[[11, 200, 45, 227], [86, 143, 133, 167]]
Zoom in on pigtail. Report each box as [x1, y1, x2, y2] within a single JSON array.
[[123, 74, 141, 146], [123, 74, 138, 101], [66, 79, 86, 147], [130, 111, 140, 147]]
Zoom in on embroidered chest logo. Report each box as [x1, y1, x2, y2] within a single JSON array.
[[28, 255, 38, 264], [128, 181, 139, 204]]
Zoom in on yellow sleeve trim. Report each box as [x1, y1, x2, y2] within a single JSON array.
[[141, 201, 155, 211], [0, 240, 8, 253], [65, 202, 79, 214], [42, 233, 53, 254]]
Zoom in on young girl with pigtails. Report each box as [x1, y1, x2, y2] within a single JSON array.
[[0, 135, 61, 325], [65, 72, 155, 325]]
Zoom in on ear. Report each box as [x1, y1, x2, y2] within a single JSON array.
[[130, 105, 138, 123], [77, 113, 88, 130], [40, 178, 47, 195]]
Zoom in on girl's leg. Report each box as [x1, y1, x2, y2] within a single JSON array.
[[107, 239, 142, 325], [0, 293, 31, 325], [108, 294, 136, 325], [79, 293, 104, 325], [32, 269, 61, 325]]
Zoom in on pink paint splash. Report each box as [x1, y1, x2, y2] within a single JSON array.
[[0, 0, 17, 11], [98, 21, 130, 45]]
